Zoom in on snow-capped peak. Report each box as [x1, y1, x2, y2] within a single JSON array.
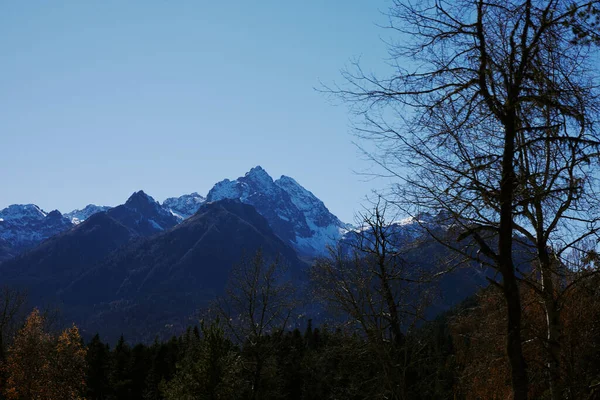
[[274, 175, 342, 227], [65, 204, 111, 225], [0, 203, 72, 253], [162, 192, 206, 220], [206, 166, 348, 257], [244, 165, 274, 185], [0, 204, 47, 221], [207, 166, 280, 204]]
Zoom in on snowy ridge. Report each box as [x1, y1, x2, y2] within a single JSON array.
[[207, 166, 348, 257], [162, 192, 206, 220], [65, 204, 111, 225], [342, 213, 438, 248], [0, 167, 350, 259], [0, 204, 47, 221], [0, 204, 72, 252]]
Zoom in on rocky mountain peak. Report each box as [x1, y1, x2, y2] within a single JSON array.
[[125, 190, 157, 208], [0, 204, 47, 221], [65, 204, 112, 225], [206, 167, 347, 257], [0, 204, 72, 253], [163, 192, 206, 220]]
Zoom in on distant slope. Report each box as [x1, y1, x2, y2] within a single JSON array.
[[66, 199, 302, 305], [0, 190, 182, 301], [0, 205, 73, 255], [1, 199, 305, 342], [0, 212, 140, 300], [65, 204, 112, 224]]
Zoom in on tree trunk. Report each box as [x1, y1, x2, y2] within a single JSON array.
[[499, 118, 529, 400], [252, 352, 263, 400], [502, 270, 529, 400], [539, 246, 562, 400]]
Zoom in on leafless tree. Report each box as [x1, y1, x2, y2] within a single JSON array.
[[311, 201, 436, 399], [328, 1, 600, 398], [213, 249, 296, 400], [0, 286, 27, 358]]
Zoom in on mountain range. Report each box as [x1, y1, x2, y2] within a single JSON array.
[[0, 166, 485, 342], [0, 167, 352, 340], [0, 166, 347, 262]]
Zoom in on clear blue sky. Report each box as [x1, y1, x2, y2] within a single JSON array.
[[0, 0, 393, 223]]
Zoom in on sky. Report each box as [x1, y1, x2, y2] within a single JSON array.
[[0, 0, 395, 223]]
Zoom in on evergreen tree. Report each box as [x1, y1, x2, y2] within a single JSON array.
[[86, 334, 112, 400], [110, 335, 133, 400]]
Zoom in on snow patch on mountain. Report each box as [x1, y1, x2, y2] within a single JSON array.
[[162, 192, 206, 220], [0, 204, 47, 221], [0, 205, 73, 252], [207, 166, 349, 257], [118, 190, 179, 233], [65, 204, 111, 225], [342, 213, 438, 248]]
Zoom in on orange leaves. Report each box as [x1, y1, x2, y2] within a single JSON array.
[[2, 309, 87, 400]]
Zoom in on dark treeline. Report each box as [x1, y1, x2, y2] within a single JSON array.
[[2, 269, 600, 399], [2, 315, 457, 400]]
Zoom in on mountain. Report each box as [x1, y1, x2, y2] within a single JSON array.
[[162, 192, 206, 220], [0, 168, 348, 259], [0, 238, 15, 262], [106, 190, 179, 236], [0, 211, 140, 299], [0, 192, 177, 262], [206, 166, 348, 257], [0, 190, 181, 297], [65, 204, 112, 224], [2, 199, 305, 342], [0, 204, 73, 254]]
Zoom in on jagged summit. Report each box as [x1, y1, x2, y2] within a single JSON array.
[[207, 166, 348, 257], [0, 204, 47, 221], [108, 190, 179, 235], [0, 204, 72, 253], [126, 190, 156, 207], [163, 192, 206, 220], [65, 204, 111, 225], [46, 210, 64, 218], [0, 167, 348, 259], [245, 165, 273, 184]]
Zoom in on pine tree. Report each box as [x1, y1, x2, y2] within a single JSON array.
[[110, 335, 133, 400], [86, 334, 112, 400]]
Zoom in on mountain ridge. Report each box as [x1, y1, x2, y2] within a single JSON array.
[[0, 166, 350, 261]]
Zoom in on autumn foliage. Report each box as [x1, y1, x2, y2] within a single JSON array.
[[451, 272, 600, 399], [2, 309, 87, 400]]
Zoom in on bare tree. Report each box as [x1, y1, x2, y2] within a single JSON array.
[[213, 249, 296, 400], [311, 201, 435, 399], [0, 286, 27, 359], [329, 1, 600, 398]]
